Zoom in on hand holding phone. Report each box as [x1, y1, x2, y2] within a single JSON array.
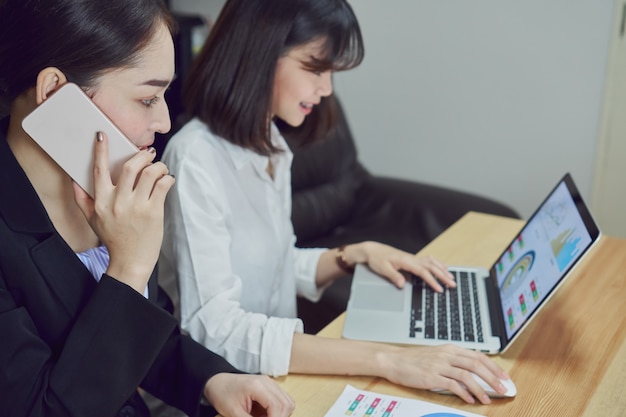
[[22, 82, 139, 198]]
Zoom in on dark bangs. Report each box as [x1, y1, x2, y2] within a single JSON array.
[[285, 0, 364, 73]]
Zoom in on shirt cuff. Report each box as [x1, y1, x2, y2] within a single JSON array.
[[294, 247, 327, 302], [259, 317, 303, 377]]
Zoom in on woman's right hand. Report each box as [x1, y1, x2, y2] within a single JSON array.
[[73, 132, 175, 293], [378, 343, 510, 404]]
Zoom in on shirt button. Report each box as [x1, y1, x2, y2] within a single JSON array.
[[118, 405, 136, 417]]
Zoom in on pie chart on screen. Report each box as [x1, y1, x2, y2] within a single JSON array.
[[500, 250, 535, 297]]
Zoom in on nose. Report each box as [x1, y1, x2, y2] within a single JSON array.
[[153, 98, 172, 134], [317, 72, 333, 97]]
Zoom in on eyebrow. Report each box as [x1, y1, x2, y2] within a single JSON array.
[[139, 74, 177, 88]]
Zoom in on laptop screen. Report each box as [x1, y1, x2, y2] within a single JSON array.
[[493, 173, 600, 341]]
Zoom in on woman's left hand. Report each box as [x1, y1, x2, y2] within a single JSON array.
[[204, 373, 294, 417], [345, 241, 455, 292]]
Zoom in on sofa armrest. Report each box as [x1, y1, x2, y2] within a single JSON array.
[[347, 175, 520, 252]]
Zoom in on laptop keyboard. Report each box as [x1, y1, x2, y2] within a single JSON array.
[[410, 270, 484, 343]]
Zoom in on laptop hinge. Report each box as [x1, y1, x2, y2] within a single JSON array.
[[484, 275, 506, 346]]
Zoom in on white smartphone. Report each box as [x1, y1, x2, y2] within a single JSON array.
[[22, 82, 139, 198]]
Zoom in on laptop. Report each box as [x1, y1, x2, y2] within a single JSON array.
[[342, 173, 601, 353]]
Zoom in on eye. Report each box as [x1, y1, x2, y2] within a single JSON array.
[[299, 61, 323, 76], [141, 96, 161, 108], [303, 68, 322, 76]]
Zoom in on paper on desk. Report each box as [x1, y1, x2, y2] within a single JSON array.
[[323, 385, 485, 417]]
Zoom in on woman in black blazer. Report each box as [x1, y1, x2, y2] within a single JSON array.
[[0, 1, 293, 417]]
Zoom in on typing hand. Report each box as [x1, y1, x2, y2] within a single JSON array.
[[346, 241, 456, 292]]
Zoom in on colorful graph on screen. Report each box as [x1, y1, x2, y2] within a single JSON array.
[[500, 251, 535, 298], [551, 228, 582, 271]]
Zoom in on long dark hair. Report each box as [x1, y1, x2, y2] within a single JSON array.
[[0, 0, 176, 117], [183, 0, 364, 155]]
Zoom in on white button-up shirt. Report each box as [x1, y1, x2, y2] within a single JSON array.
[[159, 118, 325, 376]]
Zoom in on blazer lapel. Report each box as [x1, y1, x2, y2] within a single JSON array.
[[1, 118, 159, 330], [0, 118, 96, 322], [31, 234, 97, 317]]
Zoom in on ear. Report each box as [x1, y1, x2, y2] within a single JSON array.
[[35, 67, 68, 105]]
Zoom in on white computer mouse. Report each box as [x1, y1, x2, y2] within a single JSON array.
[[430, 373, 517, 398]]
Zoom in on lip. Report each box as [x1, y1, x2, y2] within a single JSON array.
[[300, 101, 318, 115], [137, 139, 155, 151]]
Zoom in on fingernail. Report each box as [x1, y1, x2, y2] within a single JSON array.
[[148, 147, 156, 154], [96, 131, 104, 142], [482, 395, 491, 404]]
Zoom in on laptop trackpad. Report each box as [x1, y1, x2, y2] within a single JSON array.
[[351, 284, 405, 312]]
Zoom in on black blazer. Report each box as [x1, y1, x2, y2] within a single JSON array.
[[0, 118, 240, 417]]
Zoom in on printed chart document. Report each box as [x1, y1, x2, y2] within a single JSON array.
[[323, 385, 485, 417]]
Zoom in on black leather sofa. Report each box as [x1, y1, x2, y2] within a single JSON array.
[[280, 97, 520, 334]]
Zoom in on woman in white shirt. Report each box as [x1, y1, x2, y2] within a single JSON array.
[[160, 0, 511, 405]]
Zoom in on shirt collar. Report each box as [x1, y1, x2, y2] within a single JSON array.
[[220, 122, 293, 176]]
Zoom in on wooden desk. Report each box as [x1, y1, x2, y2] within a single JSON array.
[[275, 212, 626, 416]]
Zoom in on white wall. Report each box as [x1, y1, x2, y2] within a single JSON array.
[[172, 0, 615, 219]]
